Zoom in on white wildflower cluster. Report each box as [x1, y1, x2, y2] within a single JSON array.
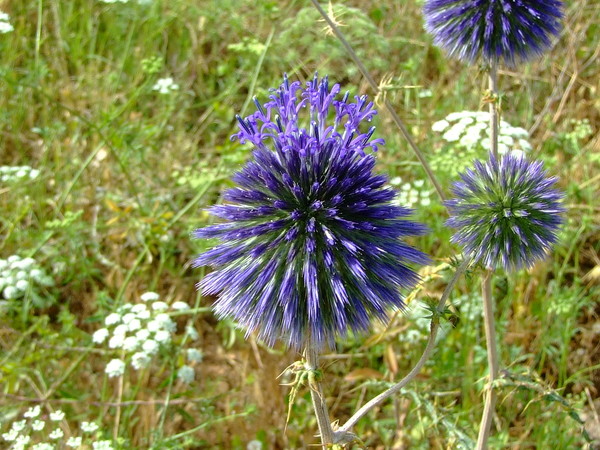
[[93, 292, 191, 377], [152, 77, 179, 94], [0, 11, 13, 34], [1, 407, 108, 449], [0, 256, 54, 301], [432, 111, 532, 156], [0, 165, 41, 183], [390, 177, 432, 208]]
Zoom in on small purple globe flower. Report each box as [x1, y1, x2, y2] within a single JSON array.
[[193, 74, 429, 350], [423, 0, 564, 66], [446, 153, 564, 271]]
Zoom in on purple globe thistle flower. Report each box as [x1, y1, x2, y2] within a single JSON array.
[[423, 0, 564, 66], [193, 74, 429, 350], [446, 153, 564, 271]]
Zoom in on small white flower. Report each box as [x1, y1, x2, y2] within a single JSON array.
[[127, 318, 142, 331], [154, 329, 171, 344], [123, 335, 140, 351], [93, 440, 115, 450], [32, 420, 45, 431], [185, 324, 199, 341], [105, 359, 126, 377], [171, 301, 190, 311], [15, 271, 27, 280], [137, 309, 151, 320], [3, 285, 19, 299], [389, 176, 402, 186], [104, 313, 121, 326], [12, 420, 26, 432], [108, 334, 125, 349], [140, 292, 159, 302], [142, 339, 159, 355], [49, 428, 64, 439], [66, 436, 82, 447], [152, 77, 179, 94], [177, 365, 195, 383], [14, 435, 31, 449], [80, 422, 99, 433], [32, 443, 54, 450], [156, 314, 176, 332], [93, 328, 110, 344], [121, 313, 137, 324], [131, 303, 147, 314], [0, 21, 13, 34], [147, 319, 161, 333], [24, 405, 41, 418], [186, 348, 203, 363], [30, 268, 44, 281], [2, 429, 18, 441], [49, 410, 65, 421], [421, 197, 431, 207], [442, 128, 461, 142], [131, 352, 151, 370], [113, 324, 129, 336], [151, 301, 169, 311], [135, 329, 150, 341], [247, 440, 263, 450]]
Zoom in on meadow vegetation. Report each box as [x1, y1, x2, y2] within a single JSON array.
[[0, 0, 598, 448]]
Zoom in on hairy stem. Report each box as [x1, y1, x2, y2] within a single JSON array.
[[310, 0, 446, 205], [305, 345, 335, 447], [476, 270, 499, 449], [339, 258, 470, 432]]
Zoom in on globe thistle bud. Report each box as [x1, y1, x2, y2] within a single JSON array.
[[423, 0, 564, 66], [193, 74, 429, 350], [446, 153, 564, 271]]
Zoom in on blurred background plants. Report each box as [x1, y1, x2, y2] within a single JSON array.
[[0, 0, 598, 448]]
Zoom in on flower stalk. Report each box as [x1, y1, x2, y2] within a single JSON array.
[[476, 269, 499, 449], [310, 0, 446, 204], [339, 257, 470, 434], [304, 345, 335, 447]]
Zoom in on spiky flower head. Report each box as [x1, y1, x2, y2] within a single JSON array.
[[446, 153, 564, 271], [193, 74, 429, 350], [423, 0, 564, 66]]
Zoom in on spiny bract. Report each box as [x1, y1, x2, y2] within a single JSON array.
[[423, 0, 564, 66], [446, 153, 564, 271], [193, 74, 429, 350]]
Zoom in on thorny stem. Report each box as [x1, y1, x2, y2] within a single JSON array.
[[310, 0, 447, 206], [476, 266, 500, 447], [339, 257, 470, 433], [476, 60, 501, 449], [305, 345, 335, 447], [489, 59, 499, 159]]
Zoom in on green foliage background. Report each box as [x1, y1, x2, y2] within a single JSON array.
[[0, 0, 598, 448]]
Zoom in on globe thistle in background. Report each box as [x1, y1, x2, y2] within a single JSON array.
[[446, 153, 564, 271], [193, 74, 429, 350], [423, 0, 564, 66]]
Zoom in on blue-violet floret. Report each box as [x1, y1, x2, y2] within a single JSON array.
[[423, 0, 564, 66], [193, 74, 429, 350]]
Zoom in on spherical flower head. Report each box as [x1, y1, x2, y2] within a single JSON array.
[[193, 74, 429, 350], [446, 153, 564, 271], [423, 0, 564, 66]]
